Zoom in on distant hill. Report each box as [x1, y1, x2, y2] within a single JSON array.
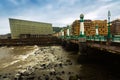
[[53, 27, 62, 33]]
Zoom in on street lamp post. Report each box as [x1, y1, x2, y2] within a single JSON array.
[[66, 25, 70, 39], [80, 14, 85, 37], [79, 14, 86, 42], [96, 24, 99, 36], [61, 29, 64, 39], [95, 24, 99, 41], [107, 10, 111, 39], [107, 11, 112, 45], [107, 10, 112, 45]]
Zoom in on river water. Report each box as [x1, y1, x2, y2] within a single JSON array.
[[0, 46, 120, 80]]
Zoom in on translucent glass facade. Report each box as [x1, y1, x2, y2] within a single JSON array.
[[9, 18, 53, 39]]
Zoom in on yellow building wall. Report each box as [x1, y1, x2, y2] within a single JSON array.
[[92, 20, 108, 36], [71, 20, 108, 36]]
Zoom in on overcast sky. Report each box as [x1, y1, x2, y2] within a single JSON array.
[[0, 0, 120, 34]]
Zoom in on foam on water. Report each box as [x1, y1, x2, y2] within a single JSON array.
[[3, 60, 20, 68], [1, 46, 39, 68], [10, 47, 14, 50], [18, 46, 39, 61], [0, 47, 11, 59]]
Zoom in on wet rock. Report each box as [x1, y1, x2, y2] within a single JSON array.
[[43, 74, 45, 76], [51, 51, 54, 54], [35, 67, 39, 70], [49, 71, 56, 76], [57, 72, 62, 75], [16, 72, 28, 80], [69, 76, 77, 80], [22, 72, 30, 76], [41, 64, 46, 67], [56, 76, 63, 80], [17, 74, 22, 80], [56, 58, 59, 60], [64, 63, 68, 66], [69, 62, 72, 65], [49, 72, 53, 76], [76, 75, 81, 80], [54, 64, 58, 67], [41, 64, 48, 70], [69, 75, 81, 80], [0, 46, 81, 80], [45, 75, 49, 80], [61, 71, 65, 74], [3, 75, 7, 78], [34, 52, 38, 55], [66, 60, 71, 63], [66, 60, 73, 65], [53, 72, 56, 75], [59, 63, 62, 67], [2, 78, 11, 80], [0, 75, 2, 78], [27, 76, 35, 80], [14, 73, 20, 80], [38, 76, 42, 80], [41, 48, 43, 51], [8, 73, 11, 76], [68, 72, 71, 75]]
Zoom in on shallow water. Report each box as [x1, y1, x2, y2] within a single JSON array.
[[0, 46, 120, 80]]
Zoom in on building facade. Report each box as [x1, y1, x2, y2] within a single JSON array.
[[0, 33, 11, 39], [92, 20, 108, 36], [9, 18, 53, 39], [71, 19, 108, 36], [84, 20, 93, 36], [71, 20, 80, 36], [111, 19, 120, 35]]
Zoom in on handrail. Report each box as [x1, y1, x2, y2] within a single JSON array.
[[60, 35, 120, 43]]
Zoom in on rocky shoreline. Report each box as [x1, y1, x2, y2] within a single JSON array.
[[0, 46, 81, 80]]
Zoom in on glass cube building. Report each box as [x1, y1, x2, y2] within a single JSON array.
[[9, 18, 53, 39]]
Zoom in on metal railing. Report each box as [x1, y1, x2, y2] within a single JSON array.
[[60, 35, 120, 43], [112, 35, 120, 42], [86, 36, 107, 41], [86, 35, 120, 43]]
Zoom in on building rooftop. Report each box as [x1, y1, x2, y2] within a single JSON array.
[[9, 18, 52, 25]]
